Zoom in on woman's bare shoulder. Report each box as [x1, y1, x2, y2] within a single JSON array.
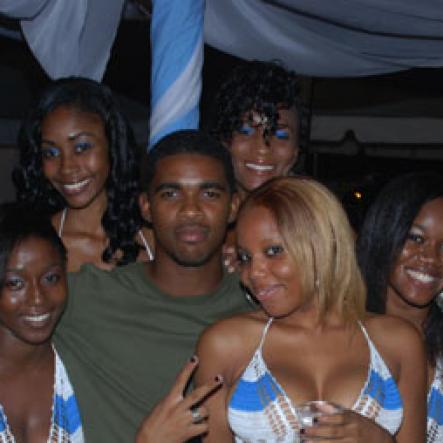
[[362, 313, 424, 361], [197, 311, 267, 359], [199, 310, 266, 342], [196, 311, 269, 385]]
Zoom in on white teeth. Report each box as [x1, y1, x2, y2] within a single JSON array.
[[62, 179, 90, 191], [23, 313, 50, 322], [406, 269, 436, 284], [255, 286, 277, 298], [245, 163, 274, 172]]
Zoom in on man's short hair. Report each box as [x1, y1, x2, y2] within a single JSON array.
[[141, 129, 236, 194]]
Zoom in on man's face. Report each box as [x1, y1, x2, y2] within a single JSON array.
[[140, 154, 238, 267]]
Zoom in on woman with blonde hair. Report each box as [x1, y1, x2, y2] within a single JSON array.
[[196, 176, 426, 442]]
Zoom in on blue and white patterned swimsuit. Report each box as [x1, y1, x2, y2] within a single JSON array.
[[428, 358, 443, 443], [0, 349, 84, 443], [228, 318, 403, 442]]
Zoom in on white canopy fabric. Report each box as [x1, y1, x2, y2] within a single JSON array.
[[1, 0, 443, 150], [0, 0, 125, 80], [1, 0, 442, 80], [205, 0, 443, 76]]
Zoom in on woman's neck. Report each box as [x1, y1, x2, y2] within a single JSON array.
[[62, 191, 108, 235], [0, 337, 53, 377], [385, 290, 430, 333]]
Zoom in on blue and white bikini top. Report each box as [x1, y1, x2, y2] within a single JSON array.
[[228, 318, 403, 443], [0, 348, 83, 443], [427, 358, 443, 443]]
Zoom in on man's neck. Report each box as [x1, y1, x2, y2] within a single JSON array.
[[144, 254, 225, 297]]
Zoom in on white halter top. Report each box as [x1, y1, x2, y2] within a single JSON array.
[[228, 318, 403, 442]]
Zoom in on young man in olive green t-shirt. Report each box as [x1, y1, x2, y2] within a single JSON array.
[[54, 130, 252, 442]]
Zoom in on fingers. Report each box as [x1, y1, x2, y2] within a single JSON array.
[[222, 246, 238, 273], [315, 401, 343, 416], [184, 420, 210, 442], [301, 411, 348, 441], [302, 422, 344, 440], [168, 356, 199, 398], [190, 406, 209, 424], [223, 259, 237, 273], [181, 374, 223, 410]]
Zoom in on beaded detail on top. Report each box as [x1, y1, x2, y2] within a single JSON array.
[[228, 318, 403, 442], [0, 349, 84, 443], [427, 358, 443, 443]]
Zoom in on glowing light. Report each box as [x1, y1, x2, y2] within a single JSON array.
[[354, 191, 362, 200]]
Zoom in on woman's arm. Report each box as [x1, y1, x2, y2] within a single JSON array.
[[387, 317, 427, 443], [195, 318, 252, 443]]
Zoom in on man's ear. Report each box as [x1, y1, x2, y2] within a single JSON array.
[[138, 192, 151, 223], [228, 192, 241, 224]]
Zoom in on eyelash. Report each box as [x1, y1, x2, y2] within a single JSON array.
[[44, 272, 60, 284], [238, 125, 255, 136], [237, 245, 284, 263], [407, 232, 424, 245], [74, 142, 92, 153], [238, 125, 290, 140], [265, 245, 284, 256], [274, 129, 289, 140], [4, 277, 24, 290], [160, 190, 178, 199], [41, 147, 60, 159], [237, 251, 250, 264], [203, 190, 221, 199]]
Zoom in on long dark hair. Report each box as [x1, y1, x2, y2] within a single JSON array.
[[13, 77, 142, 265], [357, 171, 443, 363]]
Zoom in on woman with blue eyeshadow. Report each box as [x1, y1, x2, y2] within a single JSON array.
[[212, 60, 307, 202], [212, 60, 307, 270], [13, 77, 153, 272]]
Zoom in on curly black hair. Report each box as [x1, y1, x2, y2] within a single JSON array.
[[211, 60, 308, 151], [13, 77, 142, 266], [357, 172, 443, 364]]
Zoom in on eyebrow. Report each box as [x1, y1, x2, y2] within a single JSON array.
[[5, 262, 64, 273], [153, 182, 227, 194], [67, 131, 96, 141], [41, 131, 96, 145]]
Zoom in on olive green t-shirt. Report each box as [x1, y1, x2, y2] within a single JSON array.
[[53, 262, 252, 442]]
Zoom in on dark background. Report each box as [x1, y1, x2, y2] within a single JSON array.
[[1, 15, 442, 228]]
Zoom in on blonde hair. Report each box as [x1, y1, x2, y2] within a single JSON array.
[[240, 176, 366, 323]]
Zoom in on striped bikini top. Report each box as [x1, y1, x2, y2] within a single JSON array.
[[427, 358, 443, 443], [228, 318, 403, 442], [0, 348, 83, 442]]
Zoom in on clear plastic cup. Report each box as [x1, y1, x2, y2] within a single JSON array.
[[297, 400, 344, 428]]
